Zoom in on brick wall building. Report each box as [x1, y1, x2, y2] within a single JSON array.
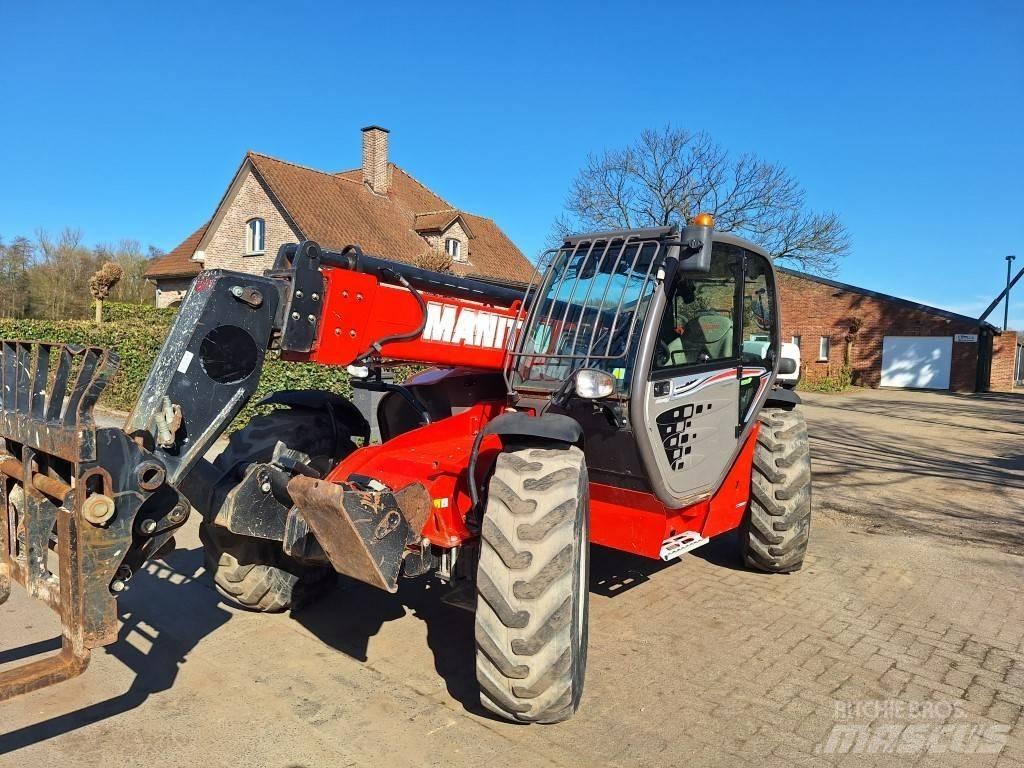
[[990, 330, 1020, 392], [146, 126, 536, 306], [778, 268, 1016, 393]]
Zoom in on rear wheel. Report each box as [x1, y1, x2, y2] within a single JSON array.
[[475, 443, 589, 723], [201, 407, 356, 612], [741, 406, 812, 572]]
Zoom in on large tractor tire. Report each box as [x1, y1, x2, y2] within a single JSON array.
[[475, 443, 590, 724], [741, 405, 812, 573], [199, 524, 334, 613], [201, 407, 356, 612]]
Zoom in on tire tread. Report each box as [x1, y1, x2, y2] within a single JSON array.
[[741, 406, 812, 573], [475, 443, 588, 723]]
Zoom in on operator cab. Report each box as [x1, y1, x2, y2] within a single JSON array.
[[507, 216, 782, 507]]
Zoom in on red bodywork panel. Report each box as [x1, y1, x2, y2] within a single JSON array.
[[284, 262, 759, 560], [282, 267, 522, 370], [327, 400, 760, 559], [590, 422, 759, 558], [327, 401, 507, 547]]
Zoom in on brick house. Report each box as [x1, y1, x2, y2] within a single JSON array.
[[778, 268, 1018, 393], [145, 126, 536, 307]]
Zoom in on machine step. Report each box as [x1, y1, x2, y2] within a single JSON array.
[[659, 531, 709, 561]]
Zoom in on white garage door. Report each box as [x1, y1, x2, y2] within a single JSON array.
[[881, 336, 953, 389]]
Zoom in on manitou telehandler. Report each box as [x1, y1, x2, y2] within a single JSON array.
[[0, 214, 810, 722]]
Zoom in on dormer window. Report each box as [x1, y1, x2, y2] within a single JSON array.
[[445, 237, 465, 263], [246, 218, 265, 255]]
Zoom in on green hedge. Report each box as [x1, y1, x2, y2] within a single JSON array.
[[0, 302, 355, 430], [100, 301, 180, 324]]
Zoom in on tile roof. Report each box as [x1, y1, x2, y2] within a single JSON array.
[[413, 209, 469, 234], [145, 222, 207, 278], [777, 266, 999, 332], [148, 153, 536, 286]]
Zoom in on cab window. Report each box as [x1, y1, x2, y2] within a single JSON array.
[[740, 252, 776, 369], [738, 250, 777, 420], [653, 243, 741, 372]]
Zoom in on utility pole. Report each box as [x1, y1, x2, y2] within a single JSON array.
[[1006, 255, 1017, 331]]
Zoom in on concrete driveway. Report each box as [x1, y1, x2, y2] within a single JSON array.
[[1, 390, 1023, 767]]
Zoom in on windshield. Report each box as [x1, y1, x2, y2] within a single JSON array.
[[509, 238, 662, 395]]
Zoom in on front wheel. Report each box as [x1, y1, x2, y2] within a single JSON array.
[[474, 443, 589, 724]]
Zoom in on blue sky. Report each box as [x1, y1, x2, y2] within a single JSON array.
[[1, 0, 1021, 327]]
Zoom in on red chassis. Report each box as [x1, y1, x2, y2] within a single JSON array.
[[280, 262, 758, 561]]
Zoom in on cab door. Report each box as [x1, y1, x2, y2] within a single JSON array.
[[630, 241, 777, 508]]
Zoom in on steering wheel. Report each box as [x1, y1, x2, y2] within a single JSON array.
[[680, 311, 727, 339]]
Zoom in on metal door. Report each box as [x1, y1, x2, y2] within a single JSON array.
[[881, 336, 952, 389], [630, 240, 777, 508]]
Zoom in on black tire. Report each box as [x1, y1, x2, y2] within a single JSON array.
[[475, 443, 589, 724], [201, 407, 356, 612], [199, 523, 332, 613], [741, 406, 812, 573]]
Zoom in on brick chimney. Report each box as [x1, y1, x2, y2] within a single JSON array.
[[361, 125, 391, 194]]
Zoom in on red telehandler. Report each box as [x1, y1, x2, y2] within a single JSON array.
[[0, 215, 810, 722]]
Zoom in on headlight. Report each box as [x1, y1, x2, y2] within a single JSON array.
[[575, 368, 615, 399]]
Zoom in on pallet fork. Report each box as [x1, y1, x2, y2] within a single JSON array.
[[0, 341, 189, 700]]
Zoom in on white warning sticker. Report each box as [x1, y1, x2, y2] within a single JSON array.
[[177, 350, 194, 374]]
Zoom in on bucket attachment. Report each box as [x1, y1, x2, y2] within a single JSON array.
[[0, 340, 189, 701]]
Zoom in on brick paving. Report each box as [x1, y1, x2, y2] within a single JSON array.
[[1, 390, 1022, 767]]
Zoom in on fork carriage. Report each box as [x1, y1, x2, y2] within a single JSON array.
[[0, 341, 189, 700]]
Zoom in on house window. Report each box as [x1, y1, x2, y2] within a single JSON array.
[[791, 335, 801, 348], [818, 336, 830, 361], [445, 237, 465, 262], [246, 218, 265, 254]]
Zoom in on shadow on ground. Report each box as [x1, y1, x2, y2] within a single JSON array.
[[293, 542, 689, 718], [0, 541, 704, 745], [802, 390, 1024, 555], [0, 547, 230, 755]]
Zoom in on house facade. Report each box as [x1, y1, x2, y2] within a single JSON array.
[[777, 268, 1018, 393], [146, 127, 536, 307]]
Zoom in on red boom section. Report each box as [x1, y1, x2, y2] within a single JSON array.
[[282, 267, 522, 369]]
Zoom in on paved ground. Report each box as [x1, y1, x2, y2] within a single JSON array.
[[801, 388, 1024, 555], [1, 389, 1023, 767]]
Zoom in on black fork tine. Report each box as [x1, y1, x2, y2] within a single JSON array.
[[1, 340, 15, 411], [63, 348, 100, 427], [30, 344, 51, 419], [46, 345, 78, 421], [14, 343, 31, 414], [76, 349, 118, 424]]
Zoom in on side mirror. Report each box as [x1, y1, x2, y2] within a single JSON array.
[[778, 357, 798, 375]]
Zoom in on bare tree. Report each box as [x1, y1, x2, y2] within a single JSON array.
[[414, 249, 454, 274], [554, 126, 849, 274], [30, 229, 96, 320], [0, 236, 32, 318]]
